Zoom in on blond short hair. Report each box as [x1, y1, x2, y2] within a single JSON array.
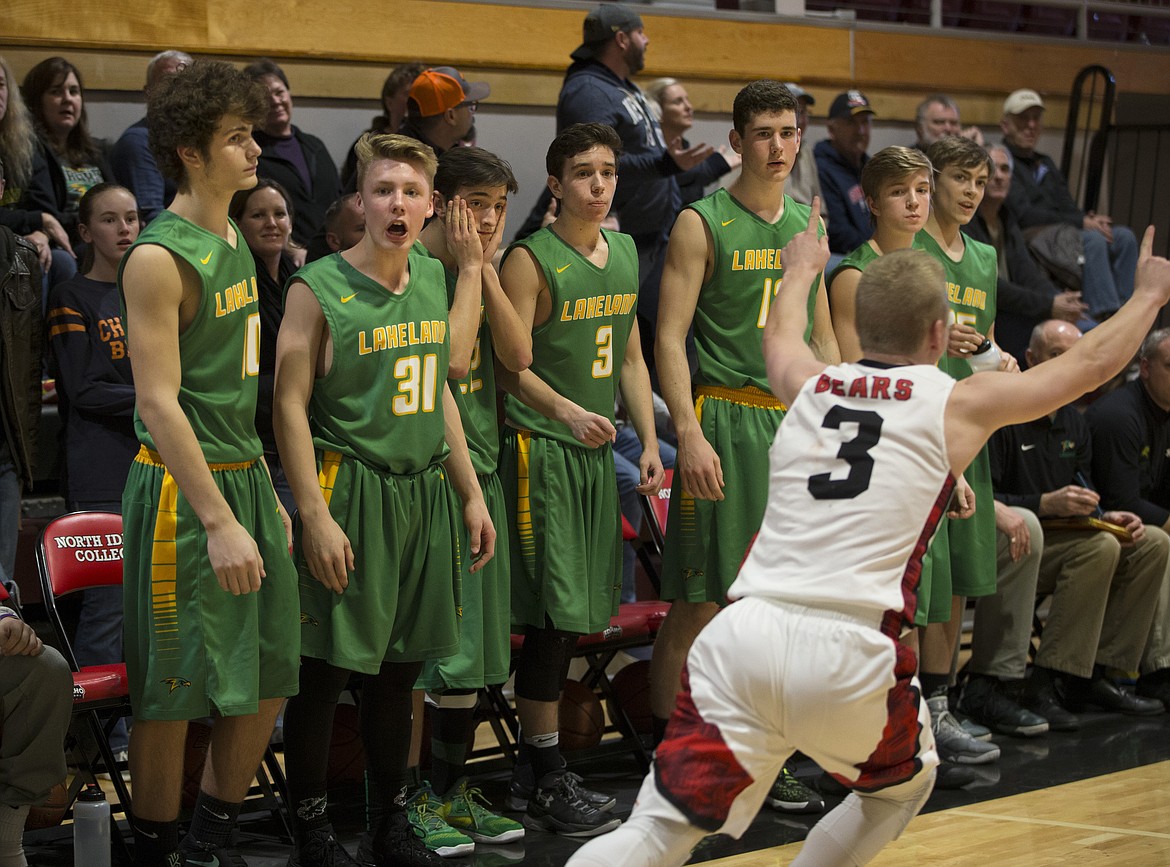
[[354, 132, 438, 191], [856, 251, 949, 356]]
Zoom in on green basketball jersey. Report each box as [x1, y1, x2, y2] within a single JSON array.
[[827, 240, 882, 290], [293, 251, 450, 474], [914, 230, 998, 381], [688, 189, 821, 392], [412, 242, 500, 475], [503, 227, 638, 445], [119, 210, 262, 462]]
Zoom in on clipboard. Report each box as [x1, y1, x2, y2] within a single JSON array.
[[1040, 516, 1134, 543]]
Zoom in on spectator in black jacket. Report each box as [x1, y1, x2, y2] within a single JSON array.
[[963, 143, 1089, 362], [644, 77, 736, 208], [1087, 327, 1170, 706], [815, 90, 875, 257], [399, 65, 490, 159], [0, 54, 74, 273], [0, 156, 42, 602], [243, 59, 340, 254], [1001, 88, 1138, 320], [21, 56, 112, 247]]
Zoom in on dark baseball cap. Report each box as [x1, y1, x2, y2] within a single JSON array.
[[783, 82, 815, 105], [828, 90, 876, 120], [570, 4, 644, 61]]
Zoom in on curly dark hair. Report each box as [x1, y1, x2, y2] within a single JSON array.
[[545, 123, 622, 179], [148, 60, 267, 190], [732, 80, 798, 136]]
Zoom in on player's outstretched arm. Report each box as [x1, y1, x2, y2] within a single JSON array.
[[445, 196, 485, 379], [618, 322, 663, 496], [765, 198, 831, 407], [441, 383, 495, 572], [808, 261, 841, 365], [273, 280, 354, 593], [124, 245, 265, 596], [656, 208, 723, 501], [946, 226, 1170, 474]]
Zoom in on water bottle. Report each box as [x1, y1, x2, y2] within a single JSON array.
[[966, 338, 1002, 373], [73, 784, 111, 867]]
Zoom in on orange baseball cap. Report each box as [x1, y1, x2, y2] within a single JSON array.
[[408, 66, 490, 118]]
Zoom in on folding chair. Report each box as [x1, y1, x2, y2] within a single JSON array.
[[36, 510, 134, 861], [640, 468, 674, 559]]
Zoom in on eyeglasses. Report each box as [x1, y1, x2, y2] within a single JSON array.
[[458, 100, 478, 113]]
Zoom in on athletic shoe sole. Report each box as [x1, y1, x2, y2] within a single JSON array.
[[522, 812, 621, 838]]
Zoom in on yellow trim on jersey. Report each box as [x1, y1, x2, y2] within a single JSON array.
[[150, 469, 181, 657], [318, 451, 343, 506], [694, 384, 786, 411], [134, 444, 256, 472], [515, 430, 536, 573]]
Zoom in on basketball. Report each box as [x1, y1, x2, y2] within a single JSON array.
[[559, 679, 605, 751], [607, 660, 653, 736], [327, 702, 366, 787], [182, 720, 213, 808], [25, 781, 69, 830]]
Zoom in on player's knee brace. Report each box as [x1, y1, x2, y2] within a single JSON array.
[[514, 626, 578, 702]]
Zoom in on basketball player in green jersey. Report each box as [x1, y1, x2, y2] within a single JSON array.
[[402, 147, 531, 852], [497, 122, 663, 837], [274, 133, 494, 867], [916, 135, 1015, 767], [650, 81, 839, 811], [118, 61, 300, 867]]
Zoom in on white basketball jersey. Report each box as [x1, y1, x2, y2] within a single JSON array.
[[729, 361, 956, 629]]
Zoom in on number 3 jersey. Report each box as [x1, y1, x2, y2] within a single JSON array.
[[503, 226, 638, 445], [119, 210, 262, 462], [729, 361, 957, 630], [292, 251, 451, 475]]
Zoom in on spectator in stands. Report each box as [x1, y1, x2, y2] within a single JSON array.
[[21, 57, 112, 247], [228, 179, 297, 515], [964, 143, 1089, 362], [514, 3, 719, 375], [340, 61, 428, 191], [45, 183, 141, 759], [964, 320, 1165, 738], [828, 145, 933, 360], [1001, 88, 1138, 320], [109, 50, 191, 224], [914, 93, 984, 150], [0, 597, 73, 867], [322, 193, 364, 254], [781, 82, 822, 209], [815, 89, 875, 257], [399, 66, 490, 158], [244, 58, 340, 253], [0, 156, 42, 604], [0, 55, 74, 276], [1088, 327, 1170, 708], [644, 77, 737, 208]]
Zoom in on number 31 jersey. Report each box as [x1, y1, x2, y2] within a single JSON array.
[[729, 361, 956, 630]]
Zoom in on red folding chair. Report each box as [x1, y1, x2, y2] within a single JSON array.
[[36, 511, 133, 859], [641, 468, 673, 556]]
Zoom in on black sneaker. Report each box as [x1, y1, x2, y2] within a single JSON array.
[[1023, 681, 1079, 732], [507, 762, 615, 812], [370, 811, 446, 867], [524, 773, 621, 837], [180, 843, 248, 867], [1060, 674, 1164, 716], [764, 765, 825, 814], [958, 676, 1049, 737], [287, 828, 360, 866]]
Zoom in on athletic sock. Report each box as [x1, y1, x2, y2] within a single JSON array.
[[131, 815, 180, 866], [0, 804, 29, 867], [181, 791, 240, 852], [431, 705, 475, 797], [920, 673, 950, 701], [292, 794, 331, 846], [524, 731, 562, 783]]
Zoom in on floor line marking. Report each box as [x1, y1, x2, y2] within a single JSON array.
[[949, 810, 1170, 841]]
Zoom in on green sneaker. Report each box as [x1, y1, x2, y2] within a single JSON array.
[[406, 786, 476, 858], [440, 778, 525, 845], [764, 765, 825, 814]]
